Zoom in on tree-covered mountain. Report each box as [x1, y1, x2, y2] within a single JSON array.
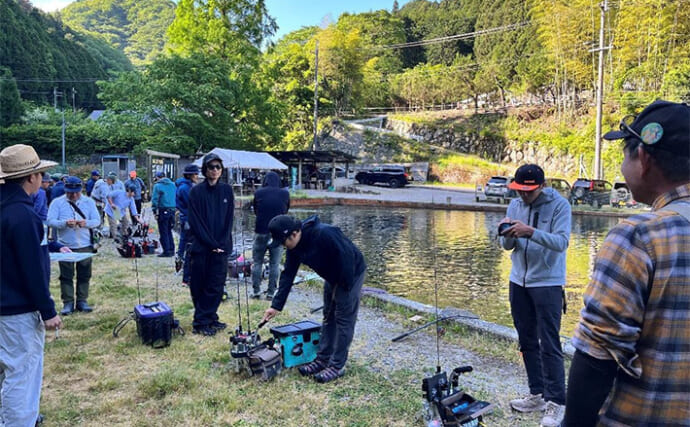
[[60, 0, 176, 66], [0, 0, 132, 113]]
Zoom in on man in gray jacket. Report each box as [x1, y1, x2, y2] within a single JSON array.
[[499, 164, 571, 427]]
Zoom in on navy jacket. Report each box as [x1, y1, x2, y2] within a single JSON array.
[[51, 181, 65, 201], [176, 177, 194, 223], [0, 183, 57, 320], [85, 177, 98, 196], [188, 180, 234, 253], [32, 187, 48, 221], [252, 172, 290, 234], [272, 215, 366, 311]]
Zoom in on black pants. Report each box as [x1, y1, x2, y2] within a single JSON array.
[[189, 251, 227, 328], [317, 270, 365, 370], [133, 199, 142, 223], [58, 246, 93, 304], [510, 282, 566, 405]]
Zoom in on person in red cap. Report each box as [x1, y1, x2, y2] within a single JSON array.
[[498, 163, 571, 427]]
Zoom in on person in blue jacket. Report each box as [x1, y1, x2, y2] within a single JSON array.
[[50, 173, 66, 201], [0, 145, 63, 427], [187, 154, 234, 336], [175, 164, 200, 285], [151, 171, 177, 257], [32, 184, 49, 221], [250, 171, 290, 299], [262, 214, 367, 384], [85, 170, 100, 197]]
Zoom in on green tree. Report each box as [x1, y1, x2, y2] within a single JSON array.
[[0, 67, 24, 127]]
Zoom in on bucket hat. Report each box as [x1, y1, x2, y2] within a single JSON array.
[[0, 145, 57, 180]]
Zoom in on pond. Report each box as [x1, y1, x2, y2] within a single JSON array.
[[236, 205, 620, 337]]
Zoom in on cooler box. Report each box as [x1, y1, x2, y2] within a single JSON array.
[[134, 301, 174, 348], [270, 320, 321, 368]]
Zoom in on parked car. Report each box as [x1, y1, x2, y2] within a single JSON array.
[[355, 166, 411, 188], [610, 182, 635, 207], [545, 178, 571, 200], [483, 176, 517, 204], [313, 166, 347, 180], [570, 178, 612, 208]]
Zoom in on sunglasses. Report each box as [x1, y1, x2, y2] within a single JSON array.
[[207, 164, 223, 170], [620, 115, 663, 145]]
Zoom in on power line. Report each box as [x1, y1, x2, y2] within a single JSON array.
[[376, 22, 531, 50]]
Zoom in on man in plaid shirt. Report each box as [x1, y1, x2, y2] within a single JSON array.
[[565, 100, 690, 426]]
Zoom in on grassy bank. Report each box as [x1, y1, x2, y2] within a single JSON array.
[[42, 238, 539, 426]]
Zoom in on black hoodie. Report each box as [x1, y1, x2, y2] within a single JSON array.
[[252, 171, 290, 234], [0, 182, 57, 320], [271, 215, 366, 311], [188, 179, 234, 253]]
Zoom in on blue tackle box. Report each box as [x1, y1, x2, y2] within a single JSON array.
[[270, 320, 321, 368], [134, 301, 174, 348]]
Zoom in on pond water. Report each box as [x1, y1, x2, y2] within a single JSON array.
[[236, 205, 620, 337]]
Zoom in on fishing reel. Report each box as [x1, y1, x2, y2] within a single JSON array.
[[229, 328, 261, 374], [422, 366, 493, 427]]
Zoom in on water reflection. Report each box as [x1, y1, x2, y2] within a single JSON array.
[[237, 206, 619, 337]]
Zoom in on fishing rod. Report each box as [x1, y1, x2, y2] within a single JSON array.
[[391, 313, 479, 342]]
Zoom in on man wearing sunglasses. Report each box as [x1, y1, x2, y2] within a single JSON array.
[[565, 100, 690, 426], [187, 153, 234, 336]]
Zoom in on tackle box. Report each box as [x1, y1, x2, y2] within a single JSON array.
[[134, 301, 174, 348], [270, 320, 321, 368]]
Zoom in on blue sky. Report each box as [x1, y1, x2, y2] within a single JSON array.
[[31, 0, 412, 41]]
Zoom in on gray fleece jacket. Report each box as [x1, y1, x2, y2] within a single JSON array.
[[501, 187, 571, 287]]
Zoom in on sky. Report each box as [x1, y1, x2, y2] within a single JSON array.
[[31, 0, 412, 41]]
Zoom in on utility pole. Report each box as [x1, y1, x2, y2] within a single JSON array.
[[312, 40, 319, 151], [592, 0, 611, 179], [53, 87, 59, 112], [61, 111, 66, 169], [71, 87, 76, 113]]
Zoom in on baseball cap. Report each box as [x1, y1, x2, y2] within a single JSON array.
[[107, 172, 117, 179], [64, 176, 83, 193], [508, 164, 545, 191], [184, 164, 200, 175], [155, 171, 165, 179], [268, 215, 301, 248], [91, 170, 100, 176], [604, 100, 690, 157], [42, 173, 52, 183]]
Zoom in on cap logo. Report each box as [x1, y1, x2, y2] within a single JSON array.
[[640, 122, 663, 145]]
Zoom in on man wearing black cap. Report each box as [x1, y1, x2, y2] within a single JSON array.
[[261, 214, 366, 383], [565, 101, 690, 426], [47, 176, 100, 314], [175, 164, 200, 286], [498, 163, 571, 427], [187, 154, 234, 336]]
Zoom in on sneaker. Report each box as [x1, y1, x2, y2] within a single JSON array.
[[540, 401, 565, 427], [265, 292, 274, 301], [250, 292, 262, 299], [210, 321, 227, 331], [510, 393, 546, 413], [298, 360, 326, 376], [192, 326, 217, 336], [314, 366, 346, 383]]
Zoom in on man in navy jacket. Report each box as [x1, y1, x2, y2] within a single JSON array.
[[262, 215, 366, 383], [175, 164, 199, 286], [250, 171, 290, 299], [187, 154, 234, 336], [0, 145, 63, 427]]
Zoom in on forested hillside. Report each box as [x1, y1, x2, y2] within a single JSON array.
[[60, 0, 175, 66], [0, 0, 131, 113], [2, 0, 690, 171]]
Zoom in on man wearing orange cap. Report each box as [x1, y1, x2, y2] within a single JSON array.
[[126, 170, 146, 221], [499, 163, 571, 427]]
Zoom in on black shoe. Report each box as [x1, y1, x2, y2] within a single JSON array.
[[192, 326, 217, 336], [210, 321, 227, 331], [76, 301, 93, 313], [157, 252, 173, 258], [250, 292, 261, 299], [60, 302, 74, 316], [36, 413, 44, 426], [265, 292, 275, 301]]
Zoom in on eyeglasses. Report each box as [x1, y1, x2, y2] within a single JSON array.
[[207, 164, 223, 170]]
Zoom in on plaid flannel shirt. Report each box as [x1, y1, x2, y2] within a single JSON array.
[[572, 183, 690, 426]]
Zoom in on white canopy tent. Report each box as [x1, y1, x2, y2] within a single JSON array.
[[192, 148, 288, 170]]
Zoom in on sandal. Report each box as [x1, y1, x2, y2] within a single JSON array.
[[298, 360, 326, 376], [314, 366, 345, 383]]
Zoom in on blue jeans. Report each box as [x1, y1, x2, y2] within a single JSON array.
[[157, 209, 175, 255], [317, 270, 366, 370], [510, 282, 565, 405], [0, 312, 45, 427], [177, 221, 192, 284], [251, 233, 283, 295]]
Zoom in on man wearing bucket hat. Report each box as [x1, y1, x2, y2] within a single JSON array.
[[47, 176, 100, 315], [498, 163, 571, 427], [564, 101, 690, 426], [0, 144, 63, 427], [187, 153, 234, 336], [261, 214, 366, 384]]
